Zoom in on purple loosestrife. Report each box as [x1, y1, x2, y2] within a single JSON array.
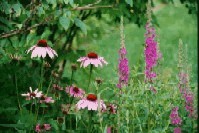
[[178, 39, 197, 119], [117, 16, 129, 89], [170, 107, 182, 133], [144, 22, 158, 83], [144, 1, 161, 93]]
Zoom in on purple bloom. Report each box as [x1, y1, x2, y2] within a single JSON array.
[[170, 107, 182, 125], [117, 47, 129, 89], [178, 71, 195, 118], [144, 22, 159, 83], [174, 127, 181, 133], [65, 85, 85, 98]]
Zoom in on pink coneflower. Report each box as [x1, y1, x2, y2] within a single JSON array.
[[35, 124, 51, 132], [27, 39, 58, 58], [65, 86, 85, 98], [40, 95, 55, 104], [21, 87, 43, 100], [76, 94, 106, 111], [77, 52, 108, 68]]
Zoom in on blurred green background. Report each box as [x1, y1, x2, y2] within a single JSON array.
[[63, 1, 197, 89]]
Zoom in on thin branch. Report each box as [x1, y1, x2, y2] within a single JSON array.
[[71, 5, 114, 11], [0, 4, 114, 39]]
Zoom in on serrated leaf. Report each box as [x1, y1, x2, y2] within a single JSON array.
[[74, 18, 87, 34], [125, 0, 133, 7], [59, 16, 70, 30]]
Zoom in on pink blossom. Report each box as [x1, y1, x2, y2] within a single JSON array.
[[117, 47, 129, 89], [144, 22, 160, 83], [174, 127, 181, 133], [107, 126, 112, 133], [107, 104, 117, 114], [170, 107, 182, 125], [76, 94, 106, 111], [27, 40, 58, 59], [35, 124, 51, 132], [77, 52, 108, 68], [21, 87, 43, 100], [53, 84, 63, 91], [65, 86, 85, 98], [40, 95, 55, 104]]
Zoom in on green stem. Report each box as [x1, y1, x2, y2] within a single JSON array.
[[87, 65, 93, 92], [14, 73, 22, 113], [40, 59, 44, 91], [69, 97, 74, 131], [70, 70, 74, 85]]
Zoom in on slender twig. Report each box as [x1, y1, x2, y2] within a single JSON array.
[[71, 5, 113, 11], [14, 73, 22, 112], [0, 4, 114, 39]]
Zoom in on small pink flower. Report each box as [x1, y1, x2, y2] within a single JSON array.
[[53, 84, 63, 91], [40, 95, 55, 104], [65, 86, 85, 98], [170, 107, 182, 125], [77, 52, 108, 68], [21, 87, 43, 100], [76, 94, 106, 111], [174, 127, 181, 133], [27, 40, 58, 58], [35, 124, 51, 132], [107, 104, 117, 114], [107, 126, 112, 133]]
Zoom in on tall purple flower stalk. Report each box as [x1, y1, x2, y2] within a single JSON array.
[[170, 107, 182, 133], [144, 1, 161, 93], [178, 39, 197, 119], [144, 22, 158, 83], [117, 16, 129, 89]]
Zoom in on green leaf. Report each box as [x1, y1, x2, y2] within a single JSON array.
[[37, 6, 45, 17], [12, 3, 21, 17], [63, 0, 69, 4], [125, 0, 133, 7], [69, 0, 74, 5], [59, 16, 70, 30], [0, 124, 24, 128], [74, 18, 87, 34], [47, 0, 57, 8]]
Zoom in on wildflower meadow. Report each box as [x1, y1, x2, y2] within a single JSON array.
[[0, 0, 197, 133]]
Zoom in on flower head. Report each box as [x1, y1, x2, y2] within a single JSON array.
[[76, 94, 106, 111], [21, 87, 43, 100], [170, 107, 182, 125], [174, 127, 181, 133], [35, 124, 51, 133], [40, 95, 55, 104], [65, 85, 85, 98], [117, 16, 129, 89], [53, 84, 63, 91], [107, 104, 117, 114], [27, 39, 58, 59], [77, 52, 108, 68]]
